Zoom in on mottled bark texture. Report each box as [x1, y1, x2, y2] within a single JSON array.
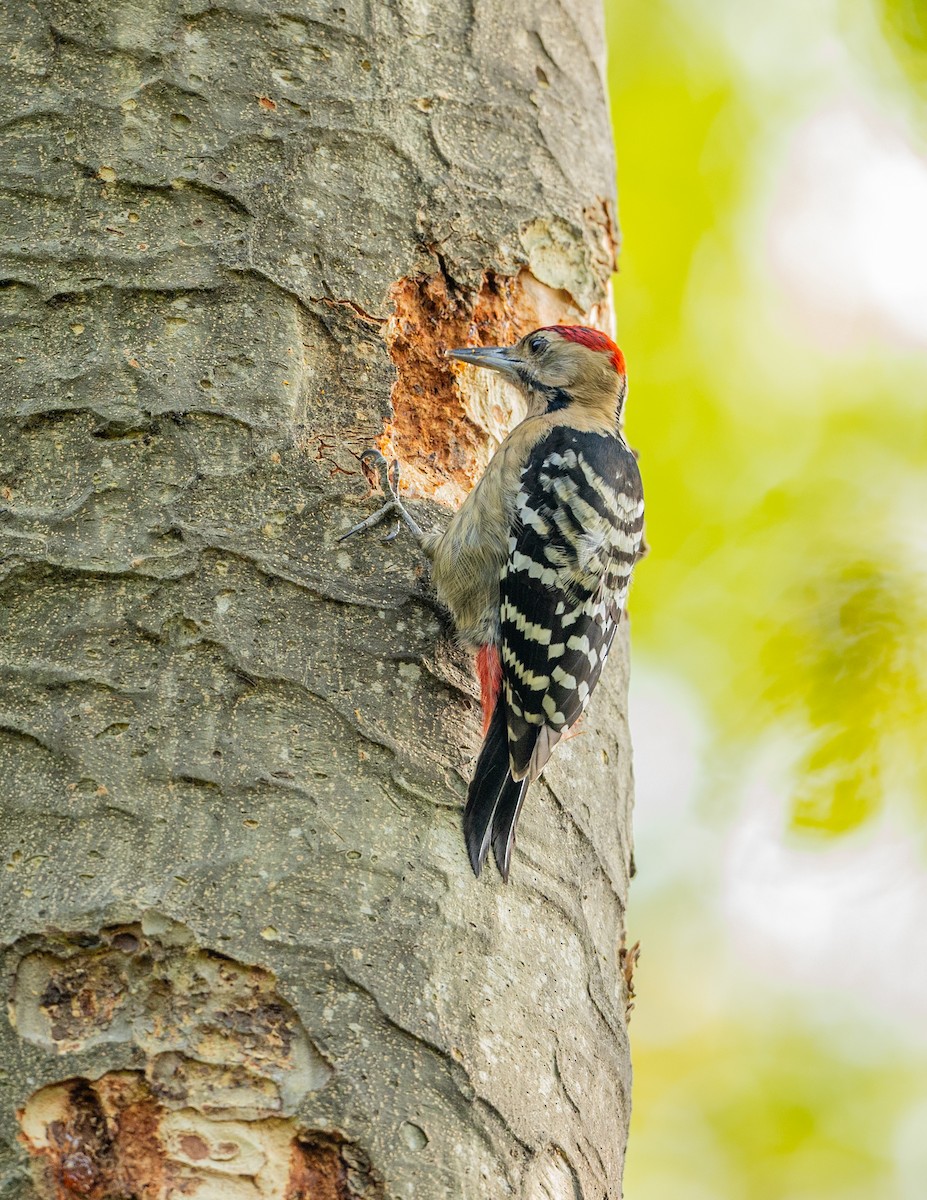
[[0, 2, 634, 1197]]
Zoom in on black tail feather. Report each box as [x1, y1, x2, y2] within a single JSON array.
[[464, 702, 509, 875], [464, 701, 533, 880], [491, 775, 529, 882]]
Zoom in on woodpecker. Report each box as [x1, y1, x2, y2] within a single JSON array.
[[340, 326, 644, 880]]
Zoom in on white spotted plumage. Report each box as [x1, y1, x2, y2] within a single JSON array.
[[498, 427, 644, 782]]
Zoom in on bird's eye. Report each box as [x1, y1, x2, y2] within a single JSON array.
[[529, 335, 547, 355]]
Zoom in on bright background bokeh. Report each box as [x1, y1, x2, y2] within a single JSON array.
[[604, 1, 927, 1195]]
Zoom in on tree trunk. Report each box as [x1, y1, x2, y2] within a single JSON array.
[[0, 2, 634, 1197]]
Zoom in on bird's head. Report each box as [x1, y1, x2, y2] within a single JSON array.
[[447, 325, 627, 421]]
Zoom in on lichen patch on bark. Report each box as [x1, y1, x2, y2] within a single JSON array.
[[18, 1073, 380, 1199]]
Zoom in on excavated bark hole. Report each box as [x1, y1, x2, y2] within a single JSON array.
[[18, 1074, 162, 1200], [289, 1131, 382, 1200], [8, 920, 331, 1116], [8, 921, 385, 1195], [382, 267, 584, 505], [18, 1073, 382, 1199]]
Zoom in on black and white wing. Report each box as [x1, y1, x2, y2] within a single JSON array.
[[499, 426, 644, 780]]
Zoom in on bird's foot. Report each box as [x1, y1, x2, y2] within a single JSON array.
[[338, 449, 425, 544]]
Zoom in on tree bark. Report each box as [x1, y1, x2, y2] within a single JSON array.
[[0, 2, 634, 1197]]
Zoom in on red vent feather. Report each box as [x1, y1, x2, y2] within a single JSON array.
[[475, 644, 502, 734]]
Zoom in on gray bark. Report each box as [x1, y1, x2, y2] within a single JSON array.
[[0, 2, 635, 1197]]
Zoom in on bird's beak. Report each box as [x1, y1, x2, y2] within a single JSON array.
[[445, 345, 521, 382]]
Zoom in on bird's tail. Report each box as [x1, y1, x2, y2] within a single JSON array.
[[464, 699, 530, 881]]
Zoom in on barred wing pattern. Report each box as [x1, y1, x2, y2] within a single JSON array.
[[499, 427, 644, 780]]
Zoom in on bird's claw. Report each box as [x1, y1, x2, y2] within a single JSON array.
[[338, 449, 422, 544], [336, 497, 403, 543], [358, 449, 396, 498]]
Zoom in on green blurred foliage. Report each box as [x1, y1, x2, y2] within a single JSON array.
[[768, 562, 927, 833], [631, 1014, 924, 1200], [604, 0, 927, 1196], [607, 0, 927, 836], [871, 0, 927, 91]]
